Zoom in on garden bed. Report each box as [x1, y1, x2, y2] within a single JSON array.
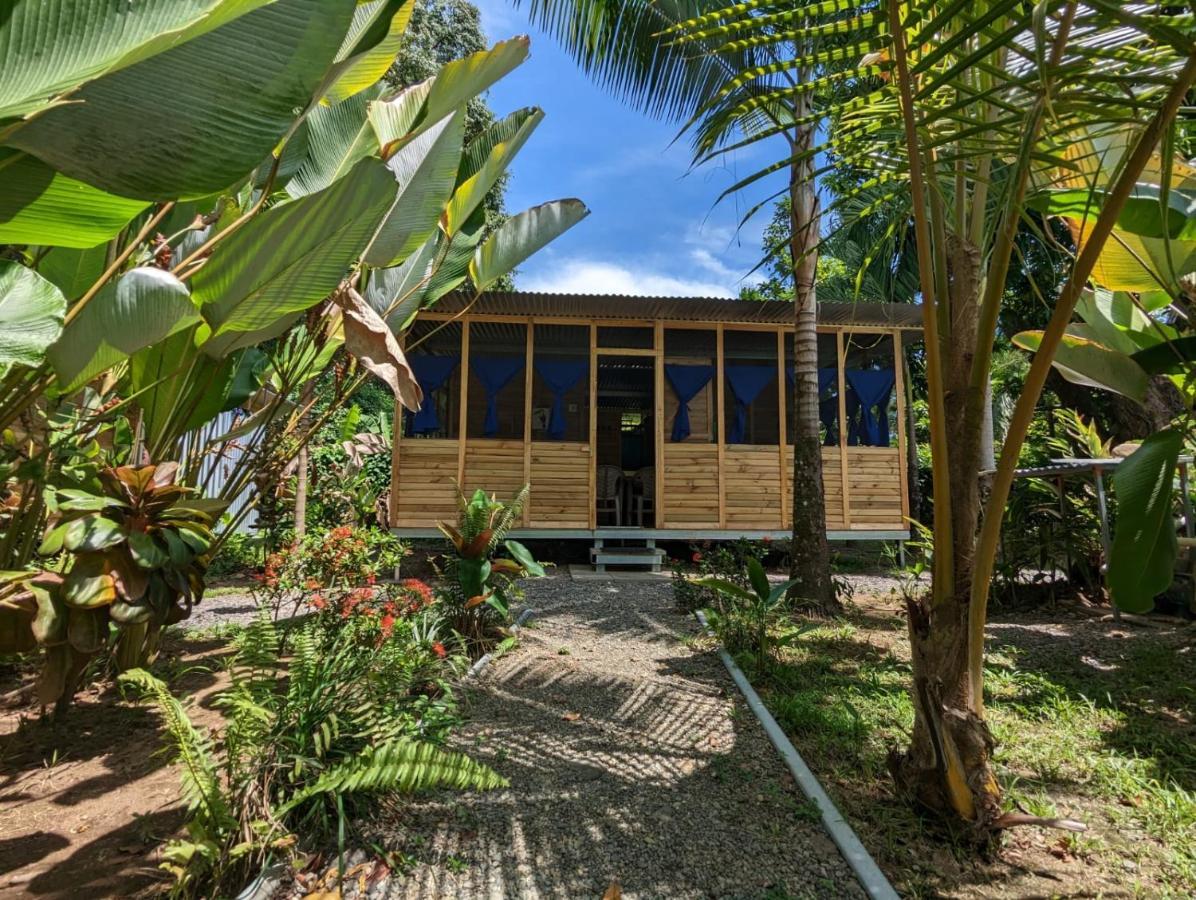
[[751, 590, 1196, 898]]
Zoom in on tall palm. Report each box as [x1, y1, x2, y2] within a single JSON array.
[[518, 0, 844, 612], [659, 0, 1196, 834]]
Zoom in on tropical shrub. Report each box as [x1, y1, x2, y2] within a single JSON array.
[[252, 524, 408, 621], [121, 608, 498, 897], [1, 463, 216, 709], [696, 556, 806, 679], [205, 530, 263, 581], [437, 485, 544, 652], [671, 538, 777, 612]]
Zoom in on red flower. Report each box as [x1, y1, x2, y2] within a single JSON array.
[[761, 536, 772, 544], [380, 613, 395, 636], [432, 642, 446, 659], [403, 578, 434, 608], [310, 594, 326, 610], [691, 552, 702, 563]]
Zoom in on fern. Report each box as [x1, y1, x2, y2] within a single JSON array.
[[119, 668, 234, 831], [277, 739, 507, 815], [489, 484, 529, 549]]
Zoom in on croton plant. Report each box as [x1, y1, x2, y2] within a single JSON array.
[[0, 462, 216, 709]]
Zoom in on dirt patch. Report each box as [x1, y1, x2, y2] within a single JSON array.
[[0, 639, 232, 898]]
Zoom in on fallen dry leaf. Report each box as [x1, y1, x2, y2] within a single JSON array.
[[602, 879, 622, 899], [562, 711, 581, 722]]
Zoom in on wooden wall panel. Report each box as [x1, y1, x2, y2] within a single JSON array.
[[845, 447, 904, 528], [529, 442, 590, 527], [724, 446, 783, 529], [821, 448, 847, 529], [661, 444, 720, 527], [393, 440, 459, 527], [462, 440, 526, 502]]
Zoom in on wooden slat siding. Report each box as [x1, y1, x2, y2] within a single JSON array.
[[462, 440, 526, 503], [654, 321, 665, 523], [724, 446, 783, 528], [661, 444, 720, 527], [588, 324, 597, 530], [530, 442, 590, 527], [715, 324, 726, 528], [836, 331, 851, 527], [394, 439, 459, 526], [776, 329, 789, 529], [456, 320, 470, 487], [894, 330, 910, 522], [522, 322, 534, 525], [845, 447, 904, 528], [820, 448, 847, 529]]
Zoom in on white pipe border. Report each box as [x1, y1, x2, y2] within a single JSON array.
[[695, 610, 900, 900], [467, 607, 535, 680]]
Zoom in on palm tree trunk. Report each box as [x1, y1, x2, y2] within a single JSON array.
[[787, 115, 836, 614]]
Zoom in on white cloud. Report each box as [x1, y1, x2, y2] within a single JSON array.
[[521, 259, 736, 297]]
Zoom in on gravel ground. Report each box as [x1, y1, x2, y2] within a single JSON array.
[[351, 574, 868, 900]]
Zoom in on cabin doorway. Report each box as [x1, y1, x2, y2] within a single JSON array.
[[596, 354, 656, 528]]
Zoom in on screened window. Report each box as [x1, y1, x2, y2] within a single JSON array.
[[402, 320, 462, 439], [531, 324, 590, 442], [723, 329, 779, 445], [664, 329, 717, 443], [844, 333, 897, 447], [466, 321, 527, 439], [785, 332, 841, 446]]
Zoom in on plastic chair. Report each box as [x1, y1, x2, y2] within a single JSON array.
[[596, 465, 624, 526]]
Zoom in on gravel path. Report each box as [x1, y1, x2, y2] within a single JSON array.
[[365, 575, 867, 900]]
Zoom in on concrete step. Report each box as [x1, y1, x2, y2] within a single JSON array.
[[589, 546, 666, 571]]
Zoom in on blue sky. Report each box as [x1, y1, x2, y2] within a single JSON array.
[[472, 0, 789, 298]]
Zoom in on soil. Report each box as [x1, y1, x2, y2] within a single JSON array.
[[0, 637, 233, 898]]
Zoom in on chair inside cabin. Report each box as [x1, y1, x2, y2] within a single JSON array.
[[596, 465, 624, 526], [631, 467, 655, 527]]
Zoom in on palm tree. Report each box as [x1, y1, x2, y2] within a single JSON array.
[[518, 0, 844, 613], [657, 0, 1196, 835]]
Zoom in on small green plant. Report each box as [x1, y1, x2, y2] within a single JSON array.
[[697, 556, 807, 679], [121, 608, 503, 897], [437, 486, 544, 654]]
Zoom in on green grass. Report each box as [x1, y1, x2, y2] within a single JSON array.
[[747, 606, 1196, 898]]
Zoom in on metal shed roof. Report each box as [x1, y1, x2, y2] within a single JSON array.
[[439, 291, 923, 330]]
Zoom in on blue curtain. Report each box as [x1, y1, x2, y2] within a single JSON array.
[[471, 355, 525, 437], [725, 365, 776, 443], [845, 368, 895, 446], [665, 364, 715, 442], [407, 354, 459, 434], [784, 366, 840, 445], [534, 358, 588, 439]]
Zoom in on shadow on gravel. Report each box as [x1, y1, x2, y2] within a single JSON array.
[[371, 577, 859, 900]]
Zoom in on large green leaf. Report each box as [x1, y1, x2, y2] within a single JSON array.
[[36, 245, 109, 300], [0, 149, 149, 248], [445, 107, 543, 235], [1011, 329, 1149, 403], [369, 37, 529, 157], [286, 86, 383, 200], [362, 111, 466, 267], [470, 199, 590, 292], [0, 261, 67, 368], [1109, 430, 1183, 613], [1031, 185, 1196, 241], [193, 157, 396, 354], [320, 0, 414, 106], [47, 267, 199, 392], [367, 234, 439, 329], [0, 0, 274, 122], [5, 0, 357, 200]]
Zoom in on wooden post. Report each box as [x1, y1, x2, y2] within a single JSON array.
[[588, 323, 597, 530], [456, 319, 470, 490], [716, 323, 726, 529], [837, 330, 851, 528], [389, 397, 403, 527], [776, 328, 789, 530], [522, 320, 534, 526], [654, 321, 664, 528], [893, 329, 910, 523]]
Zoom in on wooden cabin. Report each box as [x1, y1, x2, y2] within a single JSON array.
[[388, 292, 920, 549]]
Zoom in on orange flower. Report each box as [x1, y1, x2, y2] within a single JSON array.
[[311, 595, 326, 610], [432, 642, 446, 659]]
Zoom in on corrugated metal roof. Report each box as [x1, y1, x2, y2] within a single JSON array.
[[439, 291, 923, 330]]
